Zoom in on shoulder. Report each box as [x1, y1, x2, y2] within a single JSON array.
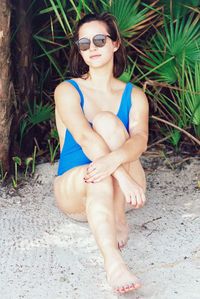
[[131, 85, 148, 106], [54, 80, 80, 104], [54, 80, 76, 95]]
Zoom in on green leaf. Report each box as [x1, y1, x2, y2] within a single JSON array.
[[142, 14, 200, 83], [101, 0, 157, 38], [27, 101, 54, 126], [25, 157, 33, 167], [12, 157, 22, 166]]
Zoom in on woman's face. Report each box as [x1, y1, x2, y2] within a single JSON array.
[[77, 20, 119, 69]]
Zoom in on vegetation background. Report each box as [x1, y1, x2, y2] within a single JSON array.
[[0, 0, 200, 186]]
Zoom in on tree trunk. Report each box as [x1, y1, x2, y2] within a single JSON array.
[[9, 0, 35, 155], [0, 1, 12, 172], [14, 0, 34, 110]]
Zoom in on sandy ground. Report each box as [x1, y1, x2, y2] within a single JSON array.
[[0, 155, 200, 299]]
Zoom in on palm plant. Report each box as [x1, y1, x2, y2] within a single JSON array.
[[105, 0, 160, 39], [174, 61, 200, 136], [142, 13, 200, 84], [146, 59, 200, 148], [19, 99, 54, 147], [13, 0, 200, 157], [158, 0, 200, 18], [33, 0, 160, 79]]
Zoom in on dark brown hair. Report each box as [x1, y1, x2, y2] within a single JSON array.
[[69, 12, 127, 78]]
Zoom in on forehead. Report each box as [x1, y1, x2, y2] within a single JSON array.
[[78, 21, 108, 38]]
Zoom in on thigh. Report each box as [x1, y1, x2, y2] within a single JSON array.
[[54, 165, 88, 222]]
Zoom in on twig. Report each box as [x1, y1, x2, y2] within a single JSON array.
[[173, 156, 199, 166], [142, 216, 162, 229], [144, 79, 200, 94], [151, 115, 200, 146], [147, 135, 171, 149]]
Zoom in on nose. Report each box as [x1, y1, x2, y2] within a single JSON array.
[[89, 39, 97, 50]]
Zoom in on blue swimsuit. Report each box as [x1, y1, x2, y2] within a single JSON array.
[[57, 79, 134, 176]]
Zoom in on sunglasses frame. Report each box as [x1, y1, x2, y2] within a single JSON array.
[[75, 34, 112, 51]]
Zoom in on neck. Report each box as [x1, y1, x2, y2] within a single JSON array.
[[86, 59, 115, 91]]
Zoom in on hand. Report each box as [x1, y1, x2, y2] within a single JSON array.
[[84, 152, 120, 183], [118, 173, 146, 209]]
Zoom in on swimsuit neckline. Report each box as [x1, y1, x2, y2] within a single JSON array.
[[69, 79, 129, 117]]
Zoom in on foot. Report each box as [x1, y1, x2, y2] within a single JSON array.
[[105, 259, 141, 294], [116, 220, 129, 250]]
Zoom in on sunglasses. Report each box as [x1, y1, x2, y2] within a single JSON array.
[[75, 34, 112, 51]]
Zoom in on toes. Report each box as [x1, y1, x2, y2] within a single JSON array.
[[118, 241, 125, 250], [118, 241, 124, 248], [128, 283, 136, 290], [116, 283, 139, 294], [125, 285, 132, 291], [124, 284, 135, 292], [118, 286, 125, 293]]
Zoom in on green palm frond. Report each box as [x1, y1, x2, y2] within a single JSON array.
[[175, 62, 200, 129], [143, 14, 200, 83], [158, 0, 200, 17], [27, 101, 54, 126], [102, 0, 159, 38], [18, 100, 54, 147]]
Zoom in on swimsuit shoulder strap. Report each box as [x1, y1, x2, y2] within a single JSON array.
[[122, 82, 134, 112]]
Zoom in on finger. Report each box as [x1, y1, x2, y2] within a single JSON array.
[[84, 170, 97, 180], [86, 162, 96, 172], [86, 165, 96, 174], [85, 174, 102, 183], [92, 175, 105, 183], [91, 172, 109, 182]]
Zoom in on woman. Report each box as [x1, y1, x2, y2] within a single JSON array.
[[54, 12, 149, 295]]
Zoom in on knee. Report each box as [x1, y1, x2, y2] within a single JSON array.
[[92, 111, 123, 135]]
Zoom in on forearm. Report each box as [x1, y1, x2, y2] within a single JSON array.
[[81, 130, 110, 159], [113, 133, 148, 165], [81, 130, 129, 181]]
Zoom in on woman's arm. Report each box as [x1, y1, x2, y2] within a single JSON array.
[[85, 86, 149, 183], [111, 86, 149, 166], [55, 82, 121, 165]]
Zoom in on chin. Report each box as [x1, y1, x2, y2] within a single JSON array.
[[89, 58, 112, 68]]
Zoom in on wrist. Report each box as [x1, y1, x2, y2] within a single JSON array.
[[111, 148, 125, 167]]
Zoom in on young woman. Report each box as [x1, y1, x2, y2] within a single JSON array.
[[54, 12, 149, 295]]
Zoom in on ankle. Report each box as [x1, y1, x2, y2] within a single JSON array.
[[115, 217, 127, 226], [104, 249, 124, 266]]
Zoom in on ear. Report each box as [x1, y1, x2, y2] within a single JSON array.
[[113, 40, 120, 52]]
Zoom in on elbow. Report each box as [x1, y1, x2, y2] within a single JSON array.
[[141, 136, 148, 153], [142, 142, 148, 153]]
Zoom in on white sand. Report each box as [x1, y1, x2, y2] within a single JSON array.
[[0, 156, 200, 299]]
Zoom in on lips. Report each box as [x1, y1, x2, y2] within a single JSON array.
[[90, 54, 101, 58]]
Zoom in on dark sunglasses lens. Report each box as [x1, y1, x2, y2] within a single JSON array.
[[93, 35, 106, 47], [78, 38, 90, 51]]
